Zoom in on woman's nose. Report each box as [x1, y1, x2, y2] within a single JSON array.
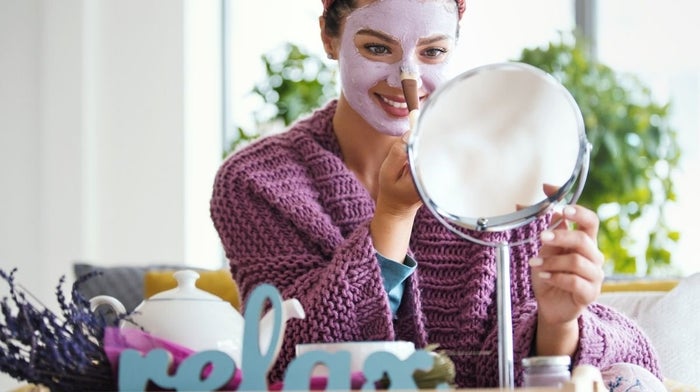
[[388, 61, 423, 89]]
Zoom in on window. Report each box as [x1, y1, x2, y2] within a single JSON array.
[[225, 1, 325, 138], [593, 1, 700, 275]]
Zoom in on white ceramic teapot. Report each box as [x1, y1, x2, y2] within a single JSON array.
[[89, 269, 305, 367]]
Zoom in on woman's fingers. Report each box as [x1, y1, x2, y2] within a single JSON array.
[[539, 227, 604, 267], [381, 132, 411, 182], [530, 260, 603, 305], [530, 252, 605, 283], [377, 131, 422, 212], [541, 183, 599, 240], [533, 202, 605, 305], [559, 205, 599, 241]]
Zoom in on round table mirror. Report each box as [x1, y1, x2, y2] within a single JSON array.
[[407, 62, 591, 387], [408, 62, 590, 244]]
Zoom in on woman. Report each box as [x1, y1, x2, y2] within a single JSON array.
[[210, 0, 663, 388]]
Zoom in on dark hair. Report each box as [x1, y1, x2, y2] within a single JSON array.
[[323, 0, 357, 37], [323, 0, 461, 39]]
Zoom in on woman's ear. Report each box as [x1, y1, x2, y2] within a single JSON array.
[[319, 16, 337, 60]]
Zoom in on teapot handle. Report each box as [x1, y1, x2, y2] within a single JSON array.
[[90, 295, 127, 315]]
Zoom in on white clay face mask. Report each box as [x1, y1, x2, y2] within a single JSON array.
[[339, 0, 458, 136]]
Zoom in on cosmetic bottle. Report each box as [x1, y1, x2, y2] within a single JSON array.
[[522, 355, 571, 387]]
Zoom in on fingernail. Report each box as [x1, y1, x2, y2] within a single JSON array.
[[529, 257, 543, 267], [401, 131, 411, 143], [538, 271, 552, 279], [564, 206, 576, 216], [541, 231, 555, 242]]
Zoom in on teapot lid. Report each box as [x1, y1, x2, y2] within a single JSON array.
[[149, 269, 224, 302]]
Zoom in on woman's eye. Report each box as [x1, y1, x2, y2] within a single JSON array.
[[364, 44, 391, 56], [423, 47, 448, 59]]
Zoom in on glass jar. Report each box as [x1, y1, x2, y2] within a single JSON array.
[[522, 355, 571, 387]]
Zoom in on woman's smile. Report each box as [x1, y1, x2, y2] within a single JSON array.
[[376, 93, 409, 117], [375, 91, 426, 118]]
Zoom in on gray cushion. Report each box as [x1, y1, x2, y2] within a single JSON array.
[[73, 262, 182, 312]]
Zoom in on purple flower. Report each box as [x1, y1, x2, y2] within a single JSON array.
[[0, 268, 118, 390]]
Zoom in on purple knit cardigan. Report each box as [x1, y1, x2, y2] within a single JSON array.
[[210, 100, 660, 387]]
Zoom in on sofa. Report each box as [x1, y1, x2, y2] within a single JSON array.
[[597, 273, 700, 389]]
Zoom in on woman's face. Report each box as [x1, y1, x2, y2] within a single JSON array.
[[338, 0, 458, 136]]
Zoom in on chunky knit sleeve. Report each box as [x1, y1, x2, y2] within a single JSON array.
[[478, 299, 662, 386], [574, 304, 661, 378], [210, 104, 399, 382]]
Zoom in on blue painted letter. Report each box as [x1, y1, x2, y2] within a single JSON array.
[[283, 350, 352, 390], [118, 348, 174, 391], [238, 284, 284, 391]]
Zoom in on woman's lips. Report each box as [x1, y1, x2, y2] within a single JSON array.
[[376, 93, 409, 117]]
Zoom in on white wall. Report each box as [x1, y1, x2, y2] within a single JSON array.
[[0, 0, 42, 288], [0, 0, 224, 387], [0, 0, 223, 341]]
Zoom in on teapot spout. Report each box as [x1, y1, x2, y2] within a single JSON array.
[[282, 298, 306, 321], [259, 298, 306, 329]]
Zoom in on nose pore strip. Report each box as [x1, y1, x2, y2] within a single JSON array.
[[389, 61, 424, 89], [401, 60, 423, 89]]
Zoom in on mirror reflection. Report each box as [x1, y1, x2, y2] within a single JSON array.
[[410, 63, 586, 230]]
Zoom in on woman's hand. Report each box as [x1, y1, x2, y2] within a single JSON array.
[[370, 132, 423, 262], [530, 185, 605, 355], [376, 131, 423, 215]]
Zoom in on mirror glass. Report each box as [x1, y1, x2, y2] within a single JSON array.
[[408, 62, 588, 234]]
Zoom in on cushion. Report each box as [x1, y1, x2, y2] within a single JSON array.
[[73, 262, 184, 312], [143, 269, 240, 310], [596, 291, 666, 321], [598, 273, 700, 387], [601, 278, 679, 293]]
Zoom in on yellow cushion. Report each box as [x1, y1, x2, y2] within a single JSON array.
[[664, 378, 700, 392], [601, 279, 679, 293], [143, 269, 241, 310]]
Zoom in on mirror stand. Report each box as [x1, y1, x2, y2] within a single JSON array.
[[496, 243, 515, 388]]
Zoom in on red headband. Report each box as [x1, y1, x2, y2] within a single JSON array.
[[322, 0, 466, 20]]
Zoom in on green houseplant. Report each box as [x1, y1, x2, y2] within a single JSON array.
[[228, 34, 682, 276], [516, 33, 681, 275], [226, 43, 338, 153]]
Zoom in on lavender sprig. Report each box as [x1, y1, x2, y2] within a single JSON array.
[[0, 268, 118, 391]]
